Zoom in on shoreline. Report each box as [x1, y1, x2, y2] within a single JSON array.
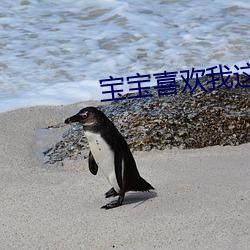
[[0, 102, 249, 249], [1, 72, 249, 115]]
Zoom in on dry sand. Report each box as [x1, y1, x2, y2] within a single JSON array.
[[0, 101, 249, 250]]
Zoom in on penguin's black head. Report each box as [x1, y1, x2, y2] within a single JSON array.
[[65, 107, 110, 130]]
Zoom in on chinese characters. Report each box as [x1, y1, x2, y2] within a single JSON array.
[[99, 63, 250, 102]]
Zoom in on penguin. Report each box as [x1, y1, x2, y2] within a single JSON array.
[[65, 107, 154, 209]]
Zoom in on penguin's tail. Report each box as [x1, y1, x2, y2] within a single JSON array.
[[132, 176, 154, 192]]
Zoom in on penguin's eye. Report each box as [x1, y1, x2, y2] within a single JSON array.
[[79, 112, 88, 119]]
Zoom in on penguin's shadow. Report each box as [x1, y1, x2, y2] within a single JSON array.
[[122, 191, 157, 208]]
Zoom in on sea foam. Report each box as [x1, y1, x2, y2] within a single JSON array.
[[0, 0, 249, 112]]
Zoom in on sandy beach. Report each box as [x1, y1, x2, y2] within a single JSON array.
[[0, 101, 249, 249]]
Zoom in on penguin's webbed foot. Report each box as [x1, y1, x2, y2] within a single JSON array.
[[105, 187, 118, 198], [101, 196, 124, 209]]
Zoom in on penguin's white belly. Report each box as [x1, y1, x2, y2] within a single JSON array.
[[85, 131, 120, 193]]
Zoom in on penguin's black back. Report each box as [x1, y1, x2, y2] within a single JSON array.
[[98, 114, 154, 192], [74, 107, 154, 192]]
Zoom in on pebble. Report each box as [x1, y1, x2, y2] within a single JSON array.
[[43, 74, 250, 164]]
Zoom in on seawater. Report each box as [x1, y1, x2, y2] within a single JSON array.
[[0, 0, 249, 112]]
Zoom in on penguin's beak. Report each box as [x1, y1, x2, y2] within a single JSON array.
[[64, 114, 81, 124]]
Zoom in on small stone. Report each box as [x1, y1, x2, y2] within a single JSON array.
[[178, 130, 186, 136]]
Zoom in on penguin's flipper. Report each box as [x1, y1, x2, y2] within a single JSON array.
[[105, 187, 118, 198], [88, 151, 98, 175], [114, 146, 124, 190], [101, 196, 124, 209]]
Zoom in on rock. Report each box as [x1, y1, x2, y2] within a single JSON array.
[[43, 74, 250, 164]]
